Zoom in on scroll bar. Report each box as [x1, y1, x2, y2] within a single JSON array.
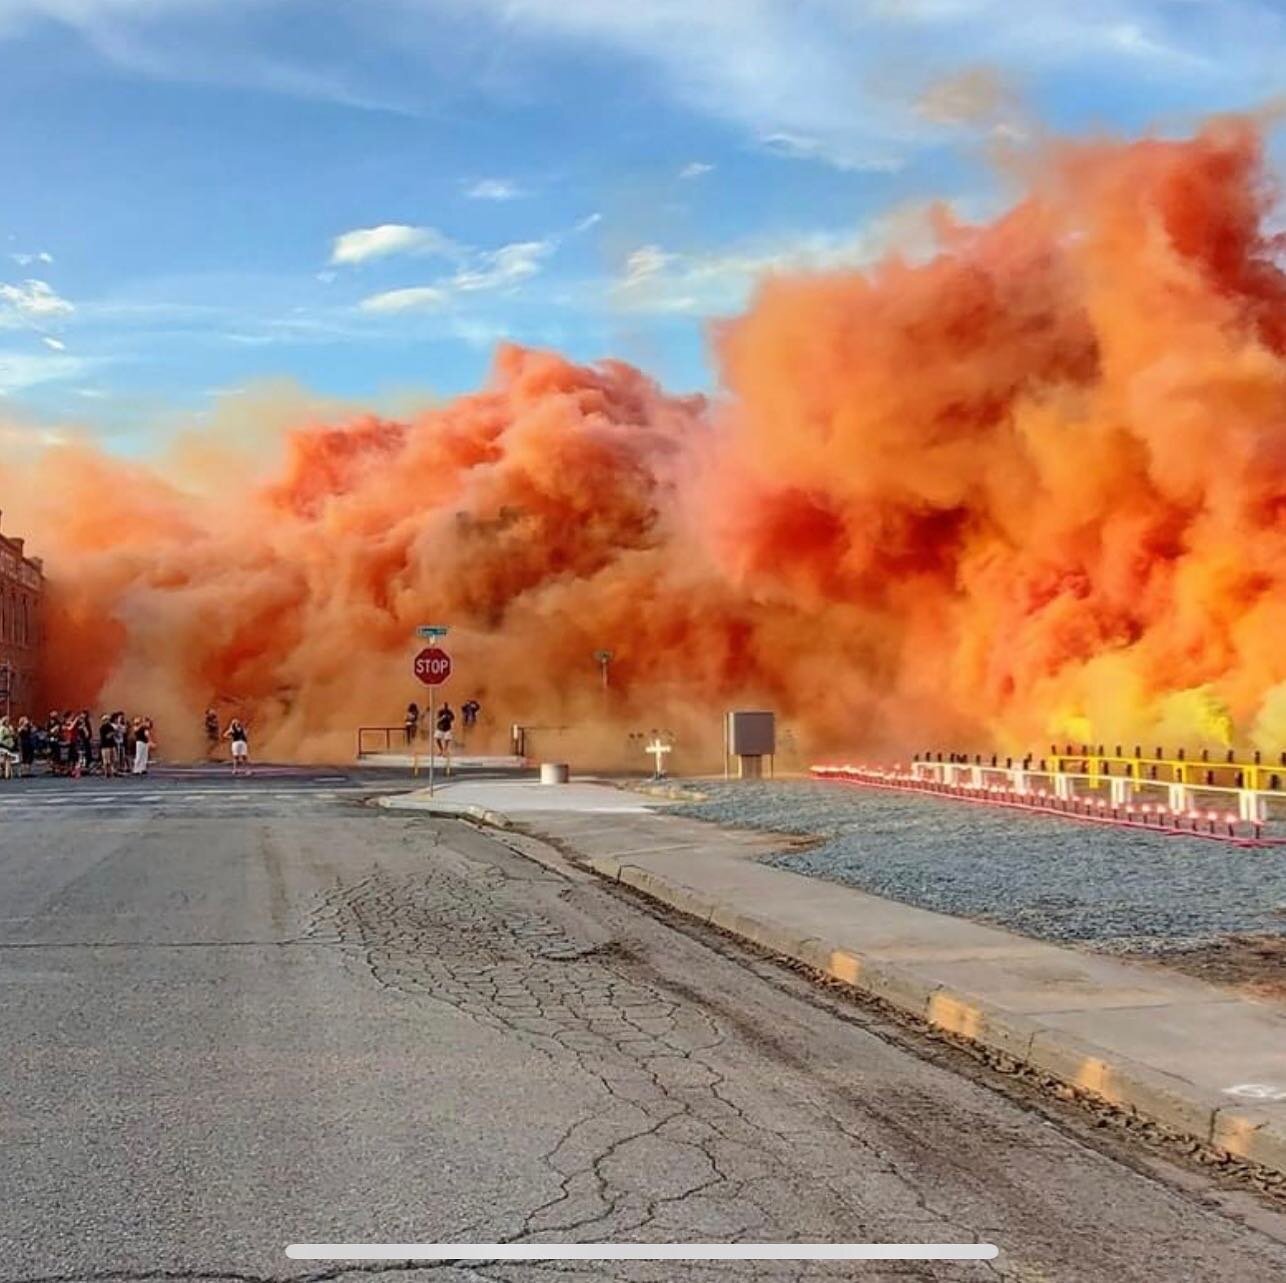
[[287, 1243, 999, 1261]]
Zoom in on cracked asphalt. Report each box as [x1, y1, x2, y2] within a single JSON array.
[[4, 782, 1286, 1283]]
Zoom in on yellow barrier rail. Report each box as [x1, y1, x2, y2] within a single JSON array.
[[913, 746, 1286, 792]]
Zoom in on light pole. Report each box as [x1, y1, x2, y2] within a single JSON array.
[[594, 649, 613, 693]]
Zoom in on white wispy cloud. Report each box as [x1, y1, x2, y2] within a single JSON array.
[[464, 178, 525, 201], [0, 278, 74, 325], [449, 0, 1274, 170], [758, 131, 903, 173], [450, 239, 553, 292], [41, 335, 66, 351], [0, 348, 93, 394], [10, 250, 53, 266], [608, 207, 944, 315], [0, 1, 1277, 173], [618, 245, 677, 290], [353, 234, 557, 316], [358, 285, 449, 313], [574, 212, 602, 233], [679, 161, 714, 179], [0, 0, 417, 113], [330, 223, 457, 266]]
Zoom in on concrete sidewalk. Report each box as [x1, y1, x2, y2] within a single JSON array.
[[358, 753, 525, 770], [381, 778, 1286, 1176]]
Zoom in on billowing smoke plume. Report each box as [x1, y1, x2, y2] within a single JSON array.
[[3, 121, 1284, 764]]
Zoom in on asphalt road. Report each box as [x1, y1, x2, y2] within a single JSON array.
[[4, 773, 1286, 1283]]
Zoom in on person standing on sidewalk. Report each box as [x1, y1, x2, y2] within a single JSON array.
[[98, 714, 118, 778], [46, 712, 63, 775], [0, 717, 16, 780], [225, 718, 251, 777], [404, 701, 419, 747], [461, 698, 480, 746], [131, 718, 151, 775], [112, 712, 128, 774], [17, 716, 35, 778], [434, 702, 455, 770], [65, 715, 83, 778]]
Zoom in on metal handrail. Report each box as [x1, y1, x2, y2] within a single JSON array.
[[357, 725, 408, 757]]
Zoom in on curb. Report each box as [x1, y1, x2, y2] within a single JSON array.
[[374, 795, 512, 829], [590, 857, 1286, 1178], [616, 781, 710, 803]]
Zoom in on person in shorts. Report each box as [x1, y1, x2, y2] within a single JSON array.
[[99, 714, 118, 777], [434, 703, 455, 763], [225, 718, 251, 776]]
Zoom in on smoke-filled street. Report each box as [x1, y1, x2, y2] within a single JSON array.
[[4, 780, 1286, 1283]]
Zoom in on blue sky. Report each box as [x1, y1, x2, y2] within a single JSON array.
[[0, 0, 1283, 448]]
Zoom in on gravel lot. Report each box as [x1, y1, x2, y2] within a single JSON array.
[[675, 780, 1286, 954]]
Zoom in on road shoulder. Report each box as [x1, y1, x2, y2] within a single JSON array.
[[379, 778, 1286, 1181]]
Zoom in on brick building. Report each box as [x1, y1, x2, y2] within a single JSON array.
[[0, 511, 43, 718]]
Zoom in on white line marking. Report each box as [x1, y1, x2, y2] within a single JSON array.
[[286, 1243, 999, 1262], [0, 787, 363, 802], [1225, 1083, 1286, 1101]]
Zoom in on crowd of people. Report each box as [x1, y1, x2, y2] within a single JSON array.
[[0, 708, 253, 780], [0, 710, 156, 779]]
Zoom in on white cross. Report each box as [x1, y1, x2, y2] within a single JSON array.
[[646, 739, 672, 777]]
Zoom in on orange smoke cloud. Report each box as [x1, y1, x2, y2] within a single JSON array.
[[3, 120, 1285, 763]]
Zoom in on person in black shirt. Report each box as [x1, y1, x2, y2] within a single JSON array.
[[225, 718, 251, 777], [434, 703, 455, 763], [17, 717, 35, 777], [70, 715, 90, 778], [131, 718, 151, 775], [99, 715, 118, 777], [47, 712, 63, 775]]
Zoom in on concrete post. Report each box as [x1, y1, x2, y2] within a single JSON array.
[[1238, 790, 1267, 824], [1109, 776, 1134, 808], [1054, 774, 1075, 802], [1167, 782, 1191, 813]]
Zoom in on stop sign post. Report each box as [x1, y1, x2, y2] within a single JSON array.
[[411, 644, 452, 794]]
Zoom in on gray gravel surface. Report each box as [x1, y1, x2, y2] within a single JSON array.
[[676, 781, 1286, 953], [6, 778, 1286, 1282]]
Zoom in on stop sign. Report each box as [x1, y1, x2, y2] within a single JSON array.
[[413, 646, 452, 686]]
